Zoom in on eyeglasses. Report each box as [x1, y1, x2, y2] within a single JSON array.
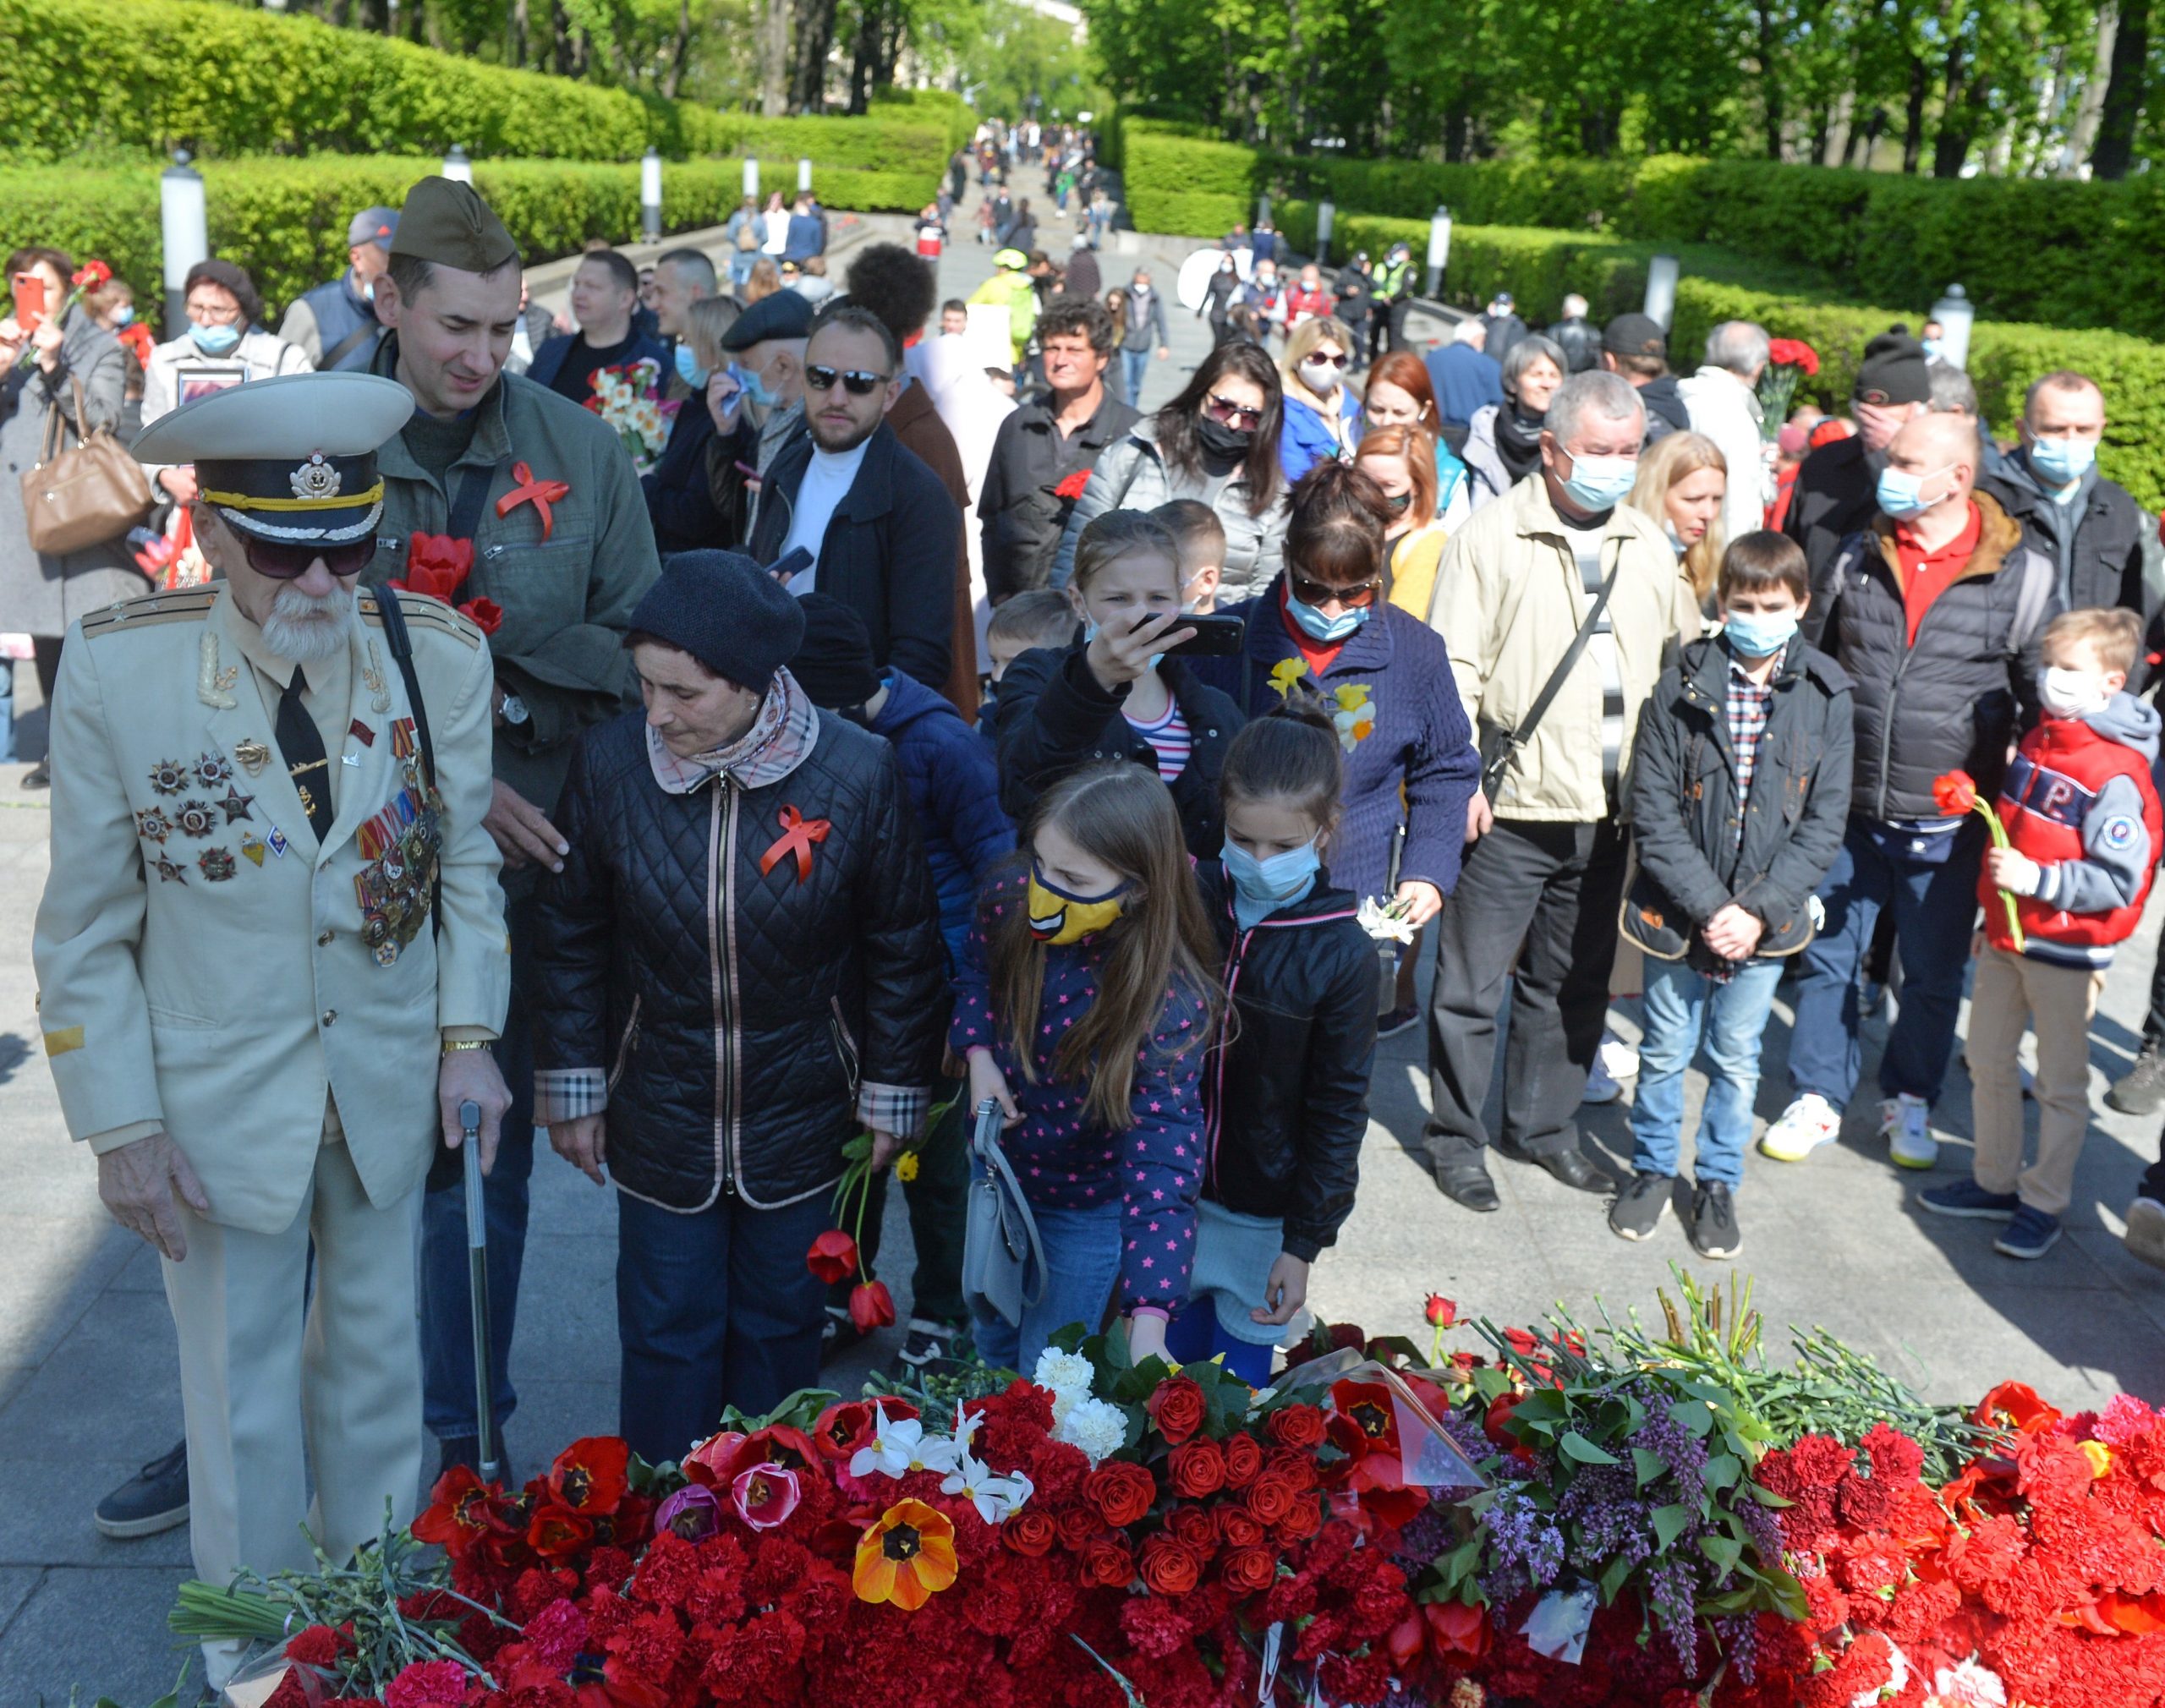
[[1290, 569, 1384, 610], [1303, 351, 1350, 370], [241, 534, 376, 580], [1203, 392, 1264, 430], [804, 364, 891, 396]]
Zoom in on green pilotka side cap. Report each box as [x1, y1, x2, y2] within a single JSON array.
[[389, 177, 520, 274]]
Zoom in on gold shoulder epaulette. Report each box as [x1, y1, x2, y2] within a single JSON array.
[[359, 588, 485, 649], [78, 587, 219, 638]]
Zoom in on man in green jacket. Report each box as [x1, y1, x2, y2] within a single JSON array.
[[365, 175, 661, 1475]]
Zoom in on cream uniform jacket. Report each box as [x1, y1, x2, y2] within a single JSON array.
[[33, 583, 511, 1234]]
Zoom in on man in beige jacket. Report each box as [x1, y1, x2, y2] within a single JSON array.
[[33, 372, 512, 1689], [1425, 370, 1698, 1212]]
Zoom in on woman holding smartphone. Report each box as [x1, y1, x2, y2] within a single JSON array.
[[995, 510, 1247, 858]]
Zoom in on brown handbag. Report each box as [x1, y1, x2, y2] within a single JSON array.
[[19, 375, 154, 556]]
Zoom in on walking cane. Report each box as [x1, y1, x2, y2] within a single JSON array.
[[458, 1098, 500, 1486]]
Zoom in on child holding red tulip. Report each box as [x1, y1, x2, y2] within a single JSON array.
[[1921, 607, 2162, 1260]]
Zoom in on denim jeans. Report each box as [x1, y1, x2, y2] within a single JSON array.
[[967, 1175, 1123, 1376], [1121, 348, 1151, 408], [1629, 955, 1785, 1188], [419, 899, 535, 1443], [1786, 817, 1981, 1110], [616, 1186, 833, 1465]]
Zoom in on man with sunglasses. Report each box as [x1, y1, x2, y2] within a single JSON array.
[[744, 303, 961, 694], [38, 370, 512, 1693]]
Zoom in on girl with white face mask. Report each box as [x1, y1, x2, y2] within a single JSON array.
[[1278, 316, 1362, 486]]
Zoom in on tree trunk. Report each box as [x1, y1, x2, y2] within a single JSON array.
[[508, 0, 528, 68], [761, 0, 791, 116], [1758, 0, 1784, 158], [1444, 101, 1471, 163], [2063, 3, 2115, 171], [2094, 0, 2149, 177], [1932, 30, 1971, 176], [1902, 53, 1928, 171], [789, 0, 836, 112], [847, 0, 880, 113]]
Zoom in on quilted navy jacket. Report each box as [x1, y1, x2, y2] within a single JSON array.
[[871, 668, 1015, 962], [532, 706, 945, 1212]]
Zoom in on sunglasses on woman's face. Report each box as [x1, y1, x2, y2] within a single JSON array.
[[1305, 351, 1350, 370], [1203, 392, 1264, 430], [1290, 569, 1384, 610], [804, 364, 891, 397], [241, 535, 375, 580]]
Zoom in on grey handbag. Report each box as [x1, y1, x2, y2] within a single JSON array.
[[961, 1098, 1047, 1329]]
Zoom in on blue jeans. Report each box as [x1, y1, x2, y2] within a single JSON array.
[[0, 657, 16, 762], [419, 899, 535, 1442], [1630, 955, 1785, 1188], [1786, 817, 1982, 1110], [616, 1186, 833, 1465], [1121, 348, 1150, 408], [967, 1178, 1123, 1376]]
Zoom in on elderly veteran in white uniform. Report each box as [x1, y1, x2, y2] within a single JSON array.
[[30, 370, 512, 1689]]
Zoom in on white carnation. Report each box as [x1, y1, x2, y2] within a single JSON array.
[[1032, 1347, 1095, 1422], [1055, 1396, 1128, 1465]]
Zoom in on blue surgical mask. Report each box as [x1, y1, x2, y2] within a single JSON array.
[[1876, 463, 1951, 520], [1222, 836, 1321, 911], [735, 361, 778, 408], [189, 321, 242, 356], [2028, 435, 2096, 487], [1560, 452, 1637, 512], [1081, 617, 1164, 672], [1286, 592, 1370, 643], [675, 342, 710, 391], [1921, 338, 1943, 362], [1724, 610, 1798, 658], [109, 305, 133, 326]]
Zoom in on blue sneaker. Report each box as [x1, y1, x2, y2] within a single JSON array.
[[1994, 1204, 2063, 1260], [1919, 1179, 2020, 1221]]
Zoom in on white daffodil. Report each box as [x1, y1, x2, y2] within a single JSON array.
[[847, 1399, 962, 1481], [942, 1456, 1034, 1524]]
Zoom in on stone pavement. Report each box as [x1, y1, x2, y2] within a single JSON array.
[[7, 194, 2165, 1702]]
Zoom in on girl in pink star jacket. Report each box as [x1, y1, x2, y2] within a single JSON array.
[[951, 761, 1220, 1371]]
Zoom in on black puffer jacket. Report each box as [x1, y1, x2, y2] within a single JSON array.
[[995, 642, 1246, 856], [1194, 862, 1375, 1262], [1625, 634, 1853, 958], [1811, 493, 2058, 824], [532, 703, 945, 1211]]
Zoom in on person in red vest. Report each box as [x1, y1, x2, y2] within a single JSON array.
[[1920, 606, 2162, 1261]]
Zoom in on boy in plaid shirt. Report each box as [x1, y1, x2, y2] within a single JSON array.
[[1613, 534, 1855, 1256]]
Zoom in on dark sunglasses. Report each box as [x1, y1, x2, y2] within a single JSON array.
[[1303, 351, 1351, 370], [242, 534, 375, 580], [1203, 392, 1264, 430], [1290, 569, 1384, 610], [804, 364, 891, 396]]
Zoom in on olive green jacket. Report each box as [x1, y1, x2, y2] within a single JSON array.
[[362, 342, 661, 868]]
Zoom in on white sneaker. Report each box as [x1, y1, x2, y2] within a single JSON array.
[[1760, 1093, 1842, 1162], [1881, 1093, 1938, 1170], [1583, 1054, 1623, 1104]]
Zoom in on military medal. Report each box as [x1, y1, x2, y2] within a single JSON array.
[[135, 807, 173, 844], [240, 832, 266, 866], [153, 854, 187, 883], [195, 753, 234, 789], [349, 720, 375, 747], [197, 847, 236, 882], [175, 800, 218, 839], [147, 758, 189, 795], [234, 740, 271, 775], [218, 786, 255, 824], [267, 825, 290, 857]]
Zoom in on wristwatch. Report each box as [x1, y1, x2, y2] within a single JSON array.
[[497, 690, 530, 726]]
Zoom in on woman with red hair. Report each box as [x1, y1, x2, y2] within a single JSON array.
[[1362, 351, 1471, 530]]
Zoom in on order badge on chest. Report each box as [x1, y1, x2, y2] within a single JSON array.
[[352, 716, 443, 967]]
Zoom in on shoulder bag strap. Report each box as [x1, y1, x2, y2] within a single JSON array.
[[1483, 548, 1623, 792], [69, 375, 90, 442], [448, 457, 500, 545], [973, 1098, 1049, 1307]]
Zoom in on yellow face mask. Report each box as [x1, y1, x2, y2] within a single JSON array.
[[1026, 862, 1129, 945]]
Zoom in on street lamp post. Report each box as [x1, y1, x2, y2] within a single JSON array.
[[160, 150, 208, 337], [1316, 200, 1335, 266], [1931, 282, 1976, 370], [797, 157, 813, 194], [1425, 206, 1452, 298], [641, 149, 663, 243], [1257, 194, 1272, 232], [442, 145, 473, 185], [1644, 254, 1680, 330], [743, 157, 759, 201]]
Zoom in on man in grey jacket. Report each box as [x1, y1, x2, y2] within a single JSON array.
[[1118, 267, 1171, 410]]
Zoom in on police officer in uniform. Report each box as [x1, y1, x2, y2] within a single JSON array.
[[33, 371, 512, 1690], [361, 176, 660, 1475]]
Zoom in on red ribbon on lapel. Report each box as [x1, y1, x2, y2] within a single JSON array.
[[759, 805, 830, 884], [496, 461, 570, 542]]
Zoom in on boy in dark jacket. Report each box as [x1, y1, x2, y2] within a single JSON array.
[[1922, 607, 2162, 1261], [1614, 533, 1854, 1257], [790, 594, 1013, 1366]]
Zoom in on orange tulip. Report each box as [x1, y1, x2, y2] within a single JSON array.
[[852, 1498, 959, 1611]]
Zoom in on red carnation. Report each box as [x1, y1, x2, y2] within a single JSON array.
[[284, 1623, 353, 1667], [1086, 1459, 1157, 1528], [1264, 1404, 1325, 1449], [1053, 468, 1092, 502], [805, 1229, 858, 1284], [1166, 1438, 1226, 1498], [1137, 1533, 1203, 1596], [1768, 337, 1821, 377], [1147, 1374, 1206, 1444], [847, 1278, 895, 1332]]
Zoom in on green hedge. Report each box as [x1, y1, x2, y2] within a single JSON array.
[[0, 156, 931, 321], [1117, 123, 1263, 238], [0, 0, 966, 168]]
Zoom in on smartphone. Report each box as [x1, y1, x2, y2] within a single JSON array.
[[10, 272, 46, 334], [1165, 613, 1247, 658]]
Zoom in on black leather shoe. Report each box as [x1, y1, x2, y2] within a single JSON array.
[[1432, 1158, 1499, 1213], [1510, 1147, 1614, 1194], [94, 1438, 189, 1539]]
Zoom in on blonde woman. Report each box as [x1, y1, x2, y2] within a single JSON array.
[[1625, 430, 1729, 610], [1278, 315, 1361, 485], [1355, 424, 1448, 620]]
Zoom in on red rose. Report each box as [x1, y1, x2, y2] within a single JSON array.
[[1086, 1459, 1158, 1528], [1221, 1432, 1263, 1487], [1217, 1506, 1265, 1548], [1423, 1294, 1456, 1328], [1246, 1471, 1300, 1525], [1165, 1503, 1217, 1552], [1166, 1439, 1226, 1498], [1080, 1536, 1136, 1587], [1265, 1404, 1326, 1449], [1147, 1375, 1206, 1444], [1220, 1546, 1276, 1595], [805, 1229, 858, 1284], [1055, 1505, 1103, 1551], [1002, 1508, 1056, 1556], [1137, 1534, 1202, 1596], [847, 1278, 894, 1332], [1274, 1493, 1324, 1541]]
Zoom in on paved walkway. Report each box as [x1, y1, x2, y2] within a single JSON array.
[[6, 192, 2165, 1703]]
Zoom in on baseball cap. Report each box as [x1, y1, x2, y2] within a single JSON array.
[[1602, 312, 1668, 359], [347, 207, 399, 250]]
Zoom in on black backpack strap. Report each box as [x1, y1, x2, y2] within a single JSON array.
[[447, 458, 499, 545]]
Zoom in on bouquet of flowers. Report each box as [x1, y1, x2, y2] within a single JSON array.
[[1756, 337, 1821, 441], [586, 358, 677, 474]]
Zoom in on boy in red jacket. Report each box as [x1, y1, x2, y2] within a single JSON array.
[[1921, 607, 2162, 1259]]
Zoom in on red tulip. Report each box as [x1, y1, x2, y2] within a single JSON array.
[[1932, 769, 1978, 816], [848, 1278, 896, 1333], [805, 1229, 858, 1284], [1422, 1294, 1456, 1329], [458, 597, 505, 636]]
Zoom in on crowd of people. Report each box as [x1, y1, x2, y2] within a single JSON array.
[[5, 140, 2165, 1696]]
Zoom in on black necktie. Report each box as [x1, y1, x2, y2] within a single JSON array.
[[276, 667, 332, 840]]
